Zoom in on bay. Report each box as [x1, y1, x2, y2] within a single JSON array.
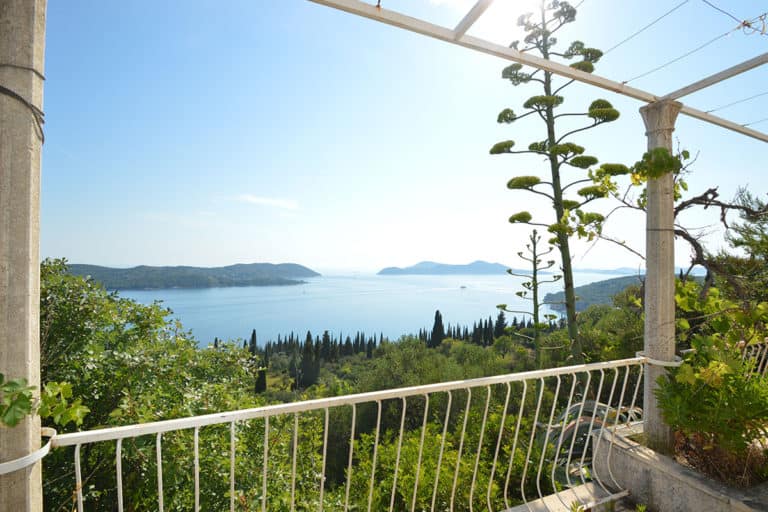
[[121, 272, 629, 346]]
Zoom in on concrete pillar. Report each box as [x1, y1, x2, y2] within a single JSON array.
[[0, 1, 46, 510], [639, 99, 681, 454]]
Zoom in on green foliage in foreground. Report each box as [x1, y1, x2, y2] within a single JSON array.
[[657, 280, 768, 455], [1, 376, 89, 429], [13, 253, 765, 507], [0, 374, 35, 427], [34, 258, 643, 510]]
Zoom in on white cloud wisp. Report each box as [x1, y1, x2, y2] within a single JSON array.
[[235, 195, 299, 210]]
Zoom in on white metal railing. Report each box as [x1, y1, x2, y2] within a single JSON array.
[[41, 357, 645, 512], [743, 340, 768, 377]]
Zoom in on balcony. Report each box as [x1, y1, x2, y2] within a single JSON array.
[[37, 357, 644, 512]]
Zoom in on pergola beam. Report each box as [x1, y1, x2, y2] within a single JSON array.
[[308, 0, 768, 144], [662, 52, 768, 101], [309, 0, 657, 101], [453, 0, 494, 40]]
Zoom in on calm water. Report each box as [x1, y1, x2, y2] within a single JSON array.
[[122, 272, 623, 346]]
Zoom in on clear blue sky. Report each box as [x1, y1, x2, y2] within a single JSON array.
[[41, 1, 768, 274]]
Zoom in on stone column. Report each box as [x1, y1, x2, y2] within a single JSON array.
[[0, 1, 46, 510], [639, 99, 681, 453]]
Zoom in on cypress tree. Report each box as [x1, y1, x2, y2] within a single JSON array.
[[289, 351, 299, 389], [321, 330, 332, 361], [430, 310, 446, 348], [471, 322, 481, 345], [300, 331, 316, 388], [494, 310, 507, 338], [366, 339, 373, 359], [255, 368, 267, 393], [249, 329, 258, 356]]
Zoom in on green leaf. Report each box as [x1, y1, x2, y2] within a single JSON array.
[[576, 211, 605, 225], [551, 143, 585, 156], [577, 185, 607, 199], [502, 63, 523, 76], [528, 141, 549, 152], [589, 99, 612, 110], [569, 155, 598, 169], [507, 176, 541, 189], [581, 48, 603, 63], [501, 64, 532, 85], [490, 140, 515, 154], [570, 61, 594, 73], [563, 41, 585, 59], [2, 394, 33, 427], [523, 95, 564, 109], [632, 147, 683, 179], [675, 363, 696, 385], [595, 163, 630, 177], [562, 199, 580, 210], [710, 315, 731, 333], [497, 108, 517, 124], [0, 376, 35, 427], [548, 222, 568, 235], [509, 211, 533, 223], [588, 99, 620, 122]]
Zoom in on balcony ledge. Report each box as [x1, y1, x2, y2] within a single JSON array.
[[592, 424, 768, 512]]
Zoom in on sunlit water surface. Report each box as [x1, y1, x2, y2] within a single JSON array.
[[122, 272, 628, 346]]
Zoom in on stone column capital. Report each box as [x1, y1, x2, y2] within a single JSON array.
[[639, 100, 682, 139]]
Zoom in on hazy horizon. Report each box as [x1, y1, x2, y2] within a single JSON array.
[[63, 258, 650, 277]]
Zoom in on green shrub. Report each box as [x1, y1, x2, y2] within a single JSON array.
[[656, 335, 768, 454], [656, 279, 768, 484]]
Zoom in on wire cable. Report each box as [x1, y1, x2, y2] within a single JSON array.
[[707, 91, 768, 113], [700, 0, 742, 25], [743, 117, 768, 127], [603, 0, 690, 55], [701, 1, 768, 35], [623, 26, 737, 84], [740, 13, 768, 36], [624, 6, 768, 84]]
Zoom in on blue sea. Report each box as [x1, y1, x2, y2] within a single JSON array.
[[121, 272, 626, 346]]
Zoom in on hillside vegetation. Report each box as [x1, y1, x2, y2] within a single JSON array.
[[68, 262, 320, 290], [34, 259, 646, 510], [544, 275, 643, 312]]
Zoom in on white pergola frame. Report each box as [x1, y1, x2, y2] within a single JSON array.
[[1, 2, 766, 508], [310, 0, 768, 143], [308, 0, 768, 452]]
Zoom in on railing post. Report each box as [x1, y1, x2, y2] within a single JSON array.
[[639, 99, 681, 453], [0, 0, 47, 510]]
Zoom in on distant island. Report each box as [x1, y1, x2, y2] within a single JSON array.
[[377, 260, 645, 277], [68, 263, 320, 290], [378, 260, 510, 276]]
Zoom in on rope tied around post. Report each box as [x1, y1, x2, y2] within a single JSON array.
[[636, 351, 683, 368], [0, 82, 45, 143], [0, 62, 46, 81]]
